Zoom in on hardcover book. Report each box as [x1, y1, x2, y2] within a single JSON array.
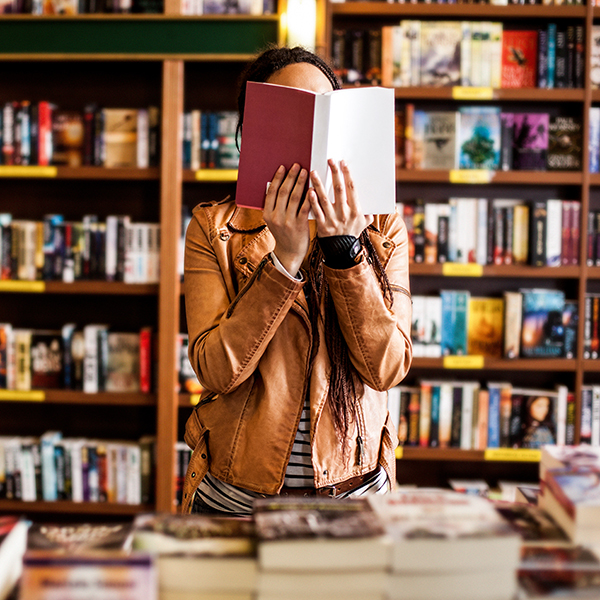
[[546, 116, 582, 171], [253, 496, 389, 572], [102, 108, 138, 168], [466, 297, 504, 358], [0, 516, 29, 600], [51, 110, 84, 167], [501, 30, 538, 88], [507, 387, 557, 449], [440, 289, 470, 356], [29, 330, 63, 390], [418, 21, 462, 87], [105, 332, 140, 393], [519, 288, 565, 358], [235, 82, 396, 215], [512, 113, 549, 171], [421, 111, 459, 170], [457, 106, 501, 170]]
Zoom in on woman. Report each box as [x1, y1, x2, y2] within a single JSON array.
[[181, 46, 412, 515]]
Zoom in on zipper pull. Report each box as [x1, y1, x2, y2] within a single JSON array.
[[356, 435, 364, 466]]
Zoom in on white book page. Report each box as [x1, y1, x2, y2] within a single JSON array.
[[314, 87, 396, 215]]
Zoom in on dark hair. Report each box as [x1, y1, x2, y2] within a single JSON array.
[[235, 45, 341, 150]]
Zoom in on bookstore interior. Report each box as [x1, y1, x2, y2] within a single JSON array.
[[4, 0, 600, 597]]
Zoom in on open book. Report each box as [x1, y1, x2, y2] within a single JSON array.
[[235, 81, 396, 215]]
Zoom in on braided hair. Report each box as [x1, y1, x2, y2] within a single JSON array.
[[236, 46, 393, 453]]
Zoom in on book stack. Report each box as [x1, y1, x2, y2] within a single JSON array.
[[132, 513, 257, 600], [537, 444, 600, 546], [0, 516, 29, 600], [368, 489, 521, 600], [253, 496, 391, 600]]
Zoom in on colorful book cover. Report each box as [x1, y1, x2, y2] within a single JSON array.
[[419, 21, 462, 87], [547, 116, 582, 171], [467, 297, 504, 358], [508, 388, 557, 449], [30, 330, 63, 390], [520, 288, 566, 358], [563, 299, 578, 359], [512, 112, 549, 171], [105, 332, 140, 393], [591, 25, 600, 90], [457, 106, 501, 170], [440, 289, 470, 356], [503, 291, 523, 359], [422, 111, 458, 169], [501, 30, 538, 88], [51, 110, 84, 167]]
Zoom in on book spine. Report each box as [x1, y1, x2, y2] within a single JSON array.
[[590, 107, 600, 174], [487, 386, 501, 448], [547, 23, 557, 89], [529, 200, 547, 266]]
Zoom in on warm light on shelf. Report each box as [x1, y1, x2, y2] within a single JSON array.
[[285, 0, 317, 51]]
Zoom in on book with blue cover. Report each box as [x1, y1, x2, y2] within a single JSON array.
[[520, 288, 566, 358], [440, 290, 470, 356], [457, 106, 501, 170]]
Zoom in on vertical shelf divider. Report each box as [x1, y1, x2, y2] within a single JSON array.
[[156, 58, 184, 513]]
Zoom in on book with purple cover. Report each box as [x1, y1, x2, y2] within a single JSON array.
[[512, 113, 549, 171]]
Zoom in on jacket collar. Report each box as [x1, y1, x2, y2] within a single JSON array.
[[228, 204, 266, 232]]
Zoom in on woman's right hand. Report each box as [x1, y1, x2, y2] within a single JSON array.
[[263, 163, 311, 276]]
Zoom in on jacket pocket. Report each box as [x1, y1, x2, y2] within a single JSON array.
[[184, 406, 209, 450]]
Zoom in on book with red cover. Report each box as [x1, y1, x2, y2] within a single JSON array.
[[501, 30, 538, 89], [235, 81, 396, 215]]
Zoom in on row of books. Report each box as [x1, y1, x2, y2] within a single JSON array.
[[396, 105, 582, 171], [335, 0, 583, 4], [181, 0, 276, 15], [0, 324, 155, 393], [388, 381, 572, 450], [0, 432, 155, 504], [0, 214, 161, 283], [182, 110, 239, 171], [0, 0, 162, 13], [586, 106, 600, 173], [381, 21, 583, 89], [0, 102, 160, 168], [412, 288, 575, 360], [399, 198, 580, 267]]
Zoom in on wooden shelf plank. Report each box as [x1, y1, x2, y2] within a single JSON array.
[[0, 499, 153, 515], [397, 447, 541, 462], [409, 263, 582, 278], [330, 2, 585, 18], [0, 281, 158, 294], [0, 389, 156, 405], [410, 357, 577, 371], [396, 169, 583, 184], [389, 87, 584, 102]]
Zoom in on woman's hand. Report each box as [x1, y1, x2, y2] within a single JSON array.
[[263, 163, 311, 276], [308, 159, 373, 238]]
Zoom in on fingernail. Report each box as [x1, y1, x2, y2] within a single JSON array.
[[278, 165, 285, 172]]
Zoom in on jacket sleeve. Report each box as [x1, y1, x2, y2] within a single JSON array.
[[184, 212, 306, 395], [324, 211, 413, 391]]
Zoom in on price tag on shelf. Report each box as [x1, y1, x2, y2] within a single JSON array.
[[395, 446, 403, 460], [484, 448, 541, 462], [0, 390, 45, 402], [449, 169, 492, 184], [452, 87, 494, 100], [195, 169, 238, 182], [0, 281, 45, 293], [0, 166, 57, 177], [442, 263, 483, 277], [443, 355, 484, 369]]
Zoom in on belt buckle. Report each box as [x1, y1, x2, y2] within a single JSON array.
[[318, 485, 337, 498]]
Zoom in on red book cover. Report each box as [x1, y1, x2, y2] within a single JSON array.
[[139, 326, 152, 394], [571, 201, 581, 265], [37, 101, 55, 167], [235, 81, 396, 214], [562, 199, 572, 266], [501, 30, 538, 88]]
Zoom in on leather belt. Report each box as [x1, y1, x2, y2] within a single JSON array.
[[279, 468, 380, 498]]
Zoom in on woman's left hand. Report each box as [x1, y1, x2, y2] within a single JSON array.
[[308, 159, 374, 238]]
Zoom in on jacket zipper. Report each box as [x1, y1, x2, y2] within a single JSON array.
[[197, 391, 217, 407], [226, 255, 269, 318], [389, 283, 411, 299]]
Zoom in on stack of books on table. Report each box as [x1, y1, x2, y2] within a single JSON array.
[[537, 444, 600, 547], [253, 496, 391, 600], [131, 513, 257, 600], [368, 489, 522, 600]]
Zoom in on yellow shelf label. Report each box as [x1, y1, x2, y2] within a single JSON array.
[[443, 355, 484, 370], [449, 169, 492, 184], [190, 394, 201, 406], [0, 166, 57, 177], [195, 169, 238, 182], [0, 280, 45, 293], [484, 448, 541, 462], [452, 86, 494, 100], [395, 446, 403, 460], [442, 262, 483, 277], [0, 390, 45, 402]]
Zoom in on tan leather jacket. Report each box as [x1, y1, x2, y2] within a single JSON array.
[[181, 197, 412, 513]]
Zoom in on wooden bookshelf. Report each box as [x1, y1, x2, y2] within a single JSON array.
[[321, 0, 598, 484], [0, 12, 282, 517]]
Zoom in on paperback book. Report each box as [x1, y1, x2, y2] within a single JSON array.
[[457, 106, 501, 170], [512, 113, 549, 171], [235, 82, 396, 215], [418, 21, 462, 87], [519, 288, 566, 358]]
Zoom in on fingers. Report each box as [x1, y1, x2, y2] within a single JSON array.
[[263, 165, 286, 213], [264, 164, 308, 218]]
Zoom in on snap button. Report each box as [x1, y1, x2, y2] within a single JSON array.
[[383, 241, 391, 248], [219, 232, 230, 241], [323, 470, 328, 476], [201, 453, 207, 459], [191, 472, 196, 478], [239, 257, 247, 265]]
